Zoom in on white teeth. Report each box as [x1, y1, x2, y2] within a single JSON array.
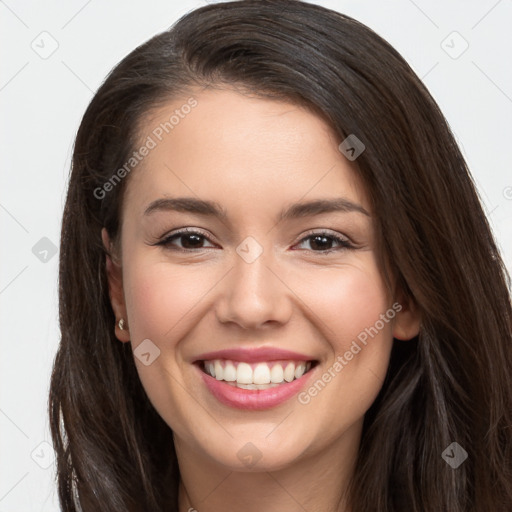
[[214, 361, 224, 381], [283, 362, 295, 382], [253, 363, 271, 384], [294, 362, 306, 379], [270, 364, 284, 383], [223, 361, 237, 382], [203, 359, 313, 386], [236, 362, 253, 384]]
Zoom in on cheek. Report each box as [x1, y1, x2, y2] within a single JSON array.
[[121, 259, 216, 430], [291, 258, 394, 421], [123, 260, 214, 343], [290, 257, 391, 349], [123, 250, 391, 361]]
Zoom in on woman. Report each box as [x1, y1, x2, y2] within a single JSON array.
[[49, 0, 512, 510]]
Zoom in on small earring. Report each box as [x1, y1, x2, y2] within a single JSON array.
[[118, 318, 126, 330]]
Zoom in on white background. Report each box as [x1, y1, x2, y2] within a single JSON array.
[[1, 0, 511, 510]]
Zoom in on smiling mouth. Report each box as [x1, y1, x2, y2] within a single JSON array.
[[198, 359, 317, 390]]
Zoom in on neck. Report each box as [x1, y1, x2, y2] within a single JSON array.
[[176, 422, 361, 512]]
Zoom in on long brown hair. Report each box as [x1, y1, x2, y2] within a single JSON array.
[[49, 1, 512, 510]]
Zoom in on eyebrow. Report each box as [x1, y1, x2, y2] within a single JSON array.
[[143, 196, 370, 220]]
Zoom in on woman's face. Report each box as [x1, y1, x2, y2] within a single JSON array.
[[104, 88, 418, 472]]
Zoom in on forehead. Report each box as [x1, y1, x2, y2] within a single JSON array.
[[123, 87, 370, 221]]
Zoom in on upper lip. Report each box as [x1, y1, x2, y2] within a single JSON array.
[[194, 347, 315, 363]]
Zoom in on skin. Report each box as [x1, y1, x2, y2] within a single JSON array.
[[102, 87, 420, 512]]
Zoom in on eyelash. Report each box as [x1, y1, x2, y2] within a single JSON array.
[[154, 227, 354, 254]]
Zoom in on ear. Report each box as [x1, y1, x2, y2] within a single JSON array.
[[101, 228, 130, 343], [392, 290, 421, 341]]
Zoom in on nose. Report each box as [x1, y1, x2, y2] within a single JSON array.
[[214, 245, 293, 330]]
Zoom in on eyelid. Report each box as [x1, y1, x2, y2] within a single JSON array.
[[154, 227, 218, 250], [154, 226, 354, 254], [292, 229, 354, 254], [296, 228, 351, 244], [167, 226, 214, 239]]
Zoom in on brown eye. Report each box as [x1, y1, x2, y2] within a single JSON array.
[[294, 231, 353, 254], [156, 229, 216, 251]]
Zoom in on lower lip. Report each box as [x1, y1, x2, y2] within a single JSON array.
[[197, 365, 315, 410]]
